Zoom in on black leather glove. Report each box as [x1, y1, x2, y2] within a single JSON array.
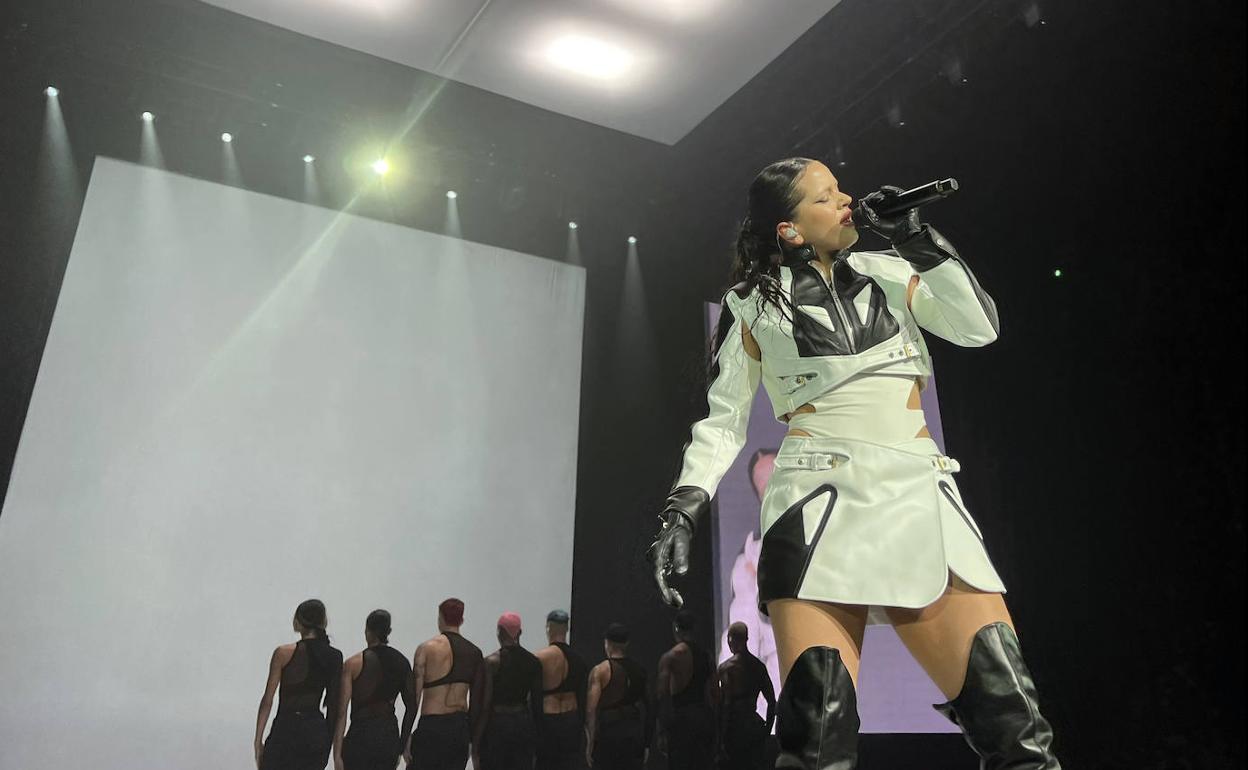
[[646, 486, 710, 608], [856, 185, 923, 243], [857, 186, 958, 272]]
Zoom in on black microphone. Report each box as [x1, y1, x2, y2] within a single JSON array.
[[854, 178, 959, 220]]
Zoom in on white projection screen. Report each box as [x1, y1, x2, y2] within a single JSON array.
[[0, 158, 585, 769]]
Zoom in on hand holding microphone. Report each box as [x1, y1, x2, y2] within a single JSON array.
[[854, 178, 959, 243]]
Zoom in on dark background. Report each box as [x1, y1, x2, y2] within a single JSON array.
[[1, 0, 1243, 767]]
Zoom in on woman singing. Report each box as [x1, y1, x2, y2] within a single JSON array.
[[255, 599, 345, 770], [648, 158, 1061, 769]]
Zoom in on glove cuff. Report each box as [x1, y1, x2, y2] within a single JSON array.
[[892, 224, 958, 272], [663, 486, 711, 534]]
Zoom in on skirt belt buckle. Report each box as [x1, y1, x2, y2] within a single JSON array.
[[805, 452, 841, 470], [933, 455, 960, 473]]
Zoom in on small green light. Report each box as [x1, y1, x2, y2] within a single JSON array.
[[1053, 269, 1062, 278]]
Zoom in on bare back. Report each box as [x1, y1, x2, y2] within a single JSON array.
[[718, 652, 770, 706], [415, 631, 482, 716], [529, 636, 581, 713], [536, 644, 578, 714], [660, 641, 711, 705]]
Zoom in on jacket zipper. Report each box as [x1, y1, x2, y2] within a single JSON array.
[[814, 262, 856, 354]]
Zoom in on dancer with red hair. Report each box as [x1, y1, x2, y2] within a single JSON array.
[[404, 598, 485, 769]]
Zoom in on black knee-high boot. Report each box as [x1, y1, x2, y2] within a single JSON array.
[[774, 646, 859, 770], [934, 622, 1061, 769]]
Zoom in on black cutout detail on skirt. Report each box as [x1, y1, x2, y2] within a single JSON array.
[[757, 484, 838, 613], [939, 480, 983, 541]]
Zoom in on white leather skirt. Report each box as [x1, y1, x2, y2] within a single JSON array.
[[756, 436, 1005, 619]]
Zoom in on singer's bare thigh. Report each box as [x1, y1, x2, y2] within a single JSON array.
[[885, 572, 1014, 699], [768, 599, 868, 686]]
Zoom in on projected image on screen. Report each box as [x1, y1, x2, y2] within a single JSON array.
[[0, 158, 585, 769], [706, 303, 959, 734]]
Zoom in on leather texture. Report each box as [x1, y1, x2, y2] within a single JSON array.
[[719, 245, 997, 425], [663, 485, 711, 532], [856, 185, 923, 243], [756, 484, 838, 607], [672, 227, 997, 505], [934, 622, 1062, 769], [672, 296, 762, 497], [775, 646, 859, 770], [787, 259, 900, 358], [758, 437, 1004, 611], [647, 486, 710, 608], [891, 224, 1000, 338]]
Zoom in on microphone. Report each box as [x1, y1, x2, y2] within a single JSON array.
[[854, 178, 959, 220]]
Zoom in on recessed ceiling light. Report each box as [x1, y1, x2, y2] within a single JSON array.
[[221, 132, 233, 143], [45, 86, 59, 97], [141, 111, 155, 122], [303, 154, 315, 164], [544, 34, 634, 81]]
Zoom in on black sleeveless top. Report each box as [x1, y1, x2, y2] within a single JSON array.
[[600, 657, 647, 713], [351, 645, 413, 719], [543, 641, 588, 697], [425, 632, 483, 688], [277, 638, 344, 716], [671, 641, 712, 709], [492, 645, 541, 707]]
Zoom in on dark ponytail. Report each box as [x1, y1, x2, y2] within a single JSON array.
[[366, 609, 392, 645], [292, 598, 342, 715], [729, 157, 818, 322], [294, 598, 329, 641]]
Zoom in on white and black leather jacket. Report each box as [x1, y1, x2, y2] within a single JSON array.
[[668, 226, 999, 518]]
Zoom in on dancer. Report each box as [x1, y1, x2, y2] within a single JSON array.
[[657, 610, 714, 769], [254, 599, 344, 770], [716, 623, 775, 770], [332, 610, 414, 770], [535, 609, 589, 770], [478, 612, 543, 770], [404, 598, 485, 769], [585, 623, 651, 770], [648, 158, 1061, 768]]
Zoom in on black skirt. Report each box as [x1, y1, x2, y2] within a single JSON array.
[[261, 710, 331, 770], [410, 712, 471, 769]]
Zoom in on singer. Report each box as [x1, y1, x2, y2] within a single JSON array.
[[648, 158, 1061, 769]]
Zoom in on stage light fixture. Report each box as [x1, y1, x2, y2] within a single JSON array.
[[446, 190, 458, 199], [45, 86, 59, 97], [141, 111, 155, 122], [371, 158, 391, 176], [627, 236, 638, 244], [1053, 268, 1063, 278], [545, 34, 634, 81], [303, 155, 315, 164], [221, 132, 233, 143], [568, 222, 578, 230]]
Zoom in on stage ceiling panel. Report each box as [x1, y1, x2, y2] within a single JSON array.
[[199, 0, 842, 144]]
